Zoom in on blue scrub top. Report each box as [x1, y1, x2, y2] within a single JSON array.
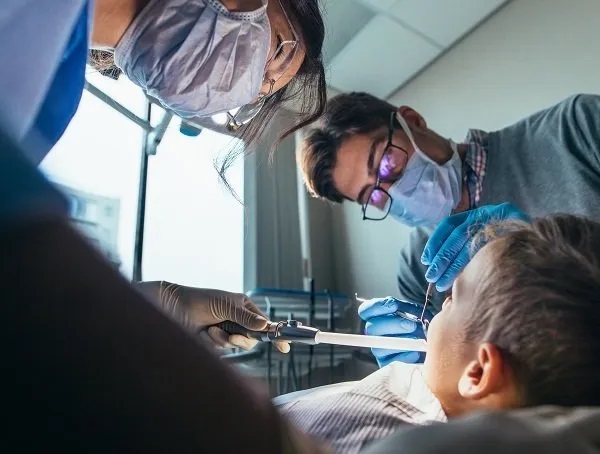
[[0, 1, 90, 231], [23, 3, 89, 163]]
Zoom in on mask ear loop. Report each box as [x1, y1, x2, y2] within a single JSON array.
[[395, 112, 419, 151], [395, 112, 439, 167]]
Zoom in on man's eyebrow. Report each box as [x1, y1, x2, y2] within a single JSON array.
[[367, 136, 385, 173], [357, 136, 386, 203]]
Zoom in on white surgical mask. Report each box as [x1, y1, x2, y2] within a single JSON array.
[[114, 0, 271, 118], [387, 113, 463, 227]]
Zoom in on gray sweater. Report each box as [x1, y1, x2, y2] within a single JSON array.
[[396, 94, 600, 313]]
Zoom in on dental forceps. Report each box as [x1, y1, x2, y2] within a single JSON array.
[[392, 283, 431, 338], [356, 285, 432, 338]]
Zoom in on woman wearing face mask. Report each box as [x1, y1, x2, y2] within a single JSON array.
[[0, 0, 325, 351]]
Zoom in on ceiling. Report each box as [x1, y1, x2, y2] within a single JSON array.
[[321, 0, 510, 99]]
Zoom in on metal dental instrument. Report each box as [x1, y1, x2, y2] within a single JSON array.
[[217, 320, 428, 352], [421, 282, 433, 336], [355, 291, 431, 340]]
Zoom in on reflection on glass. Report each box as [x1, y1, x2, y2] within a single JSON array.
[[59, 184, 122, 269], [39, 69, 146, 279]]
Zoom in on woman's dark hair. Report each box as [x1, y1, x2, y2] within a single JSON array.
[[90, 0, 326, 194], [89, 50, 122, 79], [216, 0, 326, 194], [467, 214, 600, 407]]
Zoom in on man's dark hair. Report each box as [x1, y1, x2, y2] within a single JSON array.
[[299, 92, 396, 203], [468, 214, 600, 407]]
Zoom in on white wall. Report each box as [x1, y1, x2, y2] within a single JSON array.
[[245, 111, 305, 292], [330, 0, 600, 298]]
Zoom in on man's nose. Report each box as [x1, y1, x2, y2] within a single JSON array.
[[379, 181, 393, 192], [366, 173, 378, 186]]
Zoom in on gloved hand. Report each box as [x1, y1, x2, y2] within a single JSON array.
[[421, 203, 530, 291], [136, 282, 290, 353], [358, 297, 432, 368]]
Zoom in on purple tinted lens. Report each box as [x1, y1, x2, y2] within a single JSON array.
[[378, 152, 394, 179], [370, 189, 385, 205]]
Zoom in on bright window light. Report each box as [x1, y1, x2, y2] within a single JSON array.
[[142, 106, 244, 293], [39, 70, 146, 278], [211, 112, 229, 125], [39, 69, 245, 292]]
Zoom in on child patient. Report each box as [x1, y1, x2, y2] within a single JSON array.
[[279, 214, 600, 453]]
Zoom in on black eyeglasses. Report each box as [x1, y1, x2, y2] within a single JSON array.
[[361, 112, 409, 221], [226, 0, 299, 132]]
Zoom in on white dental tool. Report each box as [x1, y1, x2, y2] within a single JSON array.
[[314, 330, 427, 351], [217, 320, 427, 352]]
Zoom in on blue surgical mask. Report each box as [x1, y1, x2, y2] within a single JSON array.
[[114, 0, 271, 118], [387, 113, 463, 227]]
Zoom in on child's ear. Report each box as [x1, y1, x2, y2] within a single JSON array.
[[457, 343, 505, 400]]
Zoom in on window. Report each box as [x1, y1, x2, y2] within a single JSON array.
[[141, 107, 245, 292], [39, 69, 245, 290], [39, 70, 146, 279]]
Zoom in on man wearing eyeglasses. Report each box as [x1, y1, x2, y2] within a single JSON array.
[[299, 92, 600, 367]]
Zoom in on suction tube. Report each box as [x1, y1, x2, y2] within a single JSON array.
[[315, 331, 426, 352], [216, 320, 427, 352]]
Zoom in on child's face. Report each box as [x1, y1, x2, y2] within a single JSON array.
[[423, 243, 518, 415]]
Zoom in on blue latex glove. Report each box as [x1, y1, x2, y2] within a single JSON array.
[[358, 297, 433, 368], [421, 203, 530, 292]]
